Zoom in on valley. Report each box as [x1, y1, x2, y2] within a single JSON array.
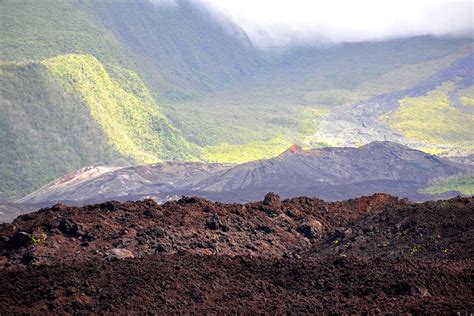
[[1, 1, 473, 313], [1, 1, 473, 202]]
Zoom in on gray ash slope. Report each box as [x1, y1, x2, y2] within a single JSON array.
[[317, 51, 474, 148], [10, 142, 470, 218]]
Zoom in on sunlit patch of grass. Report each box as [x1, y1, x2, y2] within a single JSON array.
[[43, 54, 198, 163], [201, 107, 330, 163], [420, 174, 474, 195], [202, 135, 293, 163], [298, 107, 330, 148], [458, 85, 474, 107], [298, 108, 328, 134], [380, 82, 474, 147], [460, 96, 474, 107]]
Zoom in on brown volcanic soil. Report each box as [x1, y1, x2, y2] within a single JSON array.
[[2, 255, 472, 314], [0, 193, 473, 313]]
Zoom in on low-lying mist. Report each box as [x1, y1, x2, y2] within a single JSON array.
[[151, 0, 473, 48]]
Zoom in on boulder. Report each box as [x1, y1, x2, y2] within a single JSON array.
[[6, 231, 32, 249], [108, 248, 135, 261], [59, 219, 83, 236], [263, 192, 281, 206], [297, 220, 323, 239]]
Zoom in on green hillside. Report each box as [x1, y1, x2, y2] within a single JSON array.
[[0, 61, 120, 199], [164, 44, 472, 158], [202, 136, 292, 164], [380, 82, 474, 148], [0, 0, 473, 199], [458, 85, 474, 107], [43, 54, 198, 163], [1, 0, 133, 66], [0, 54, 198, 199], [421, 175, 474, 195], [89, 0, 261, 93]]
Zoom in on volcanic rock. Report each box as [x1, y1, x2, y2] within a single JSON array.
[[6, 231, 31, 249], [12, 141, 472, 218], [0, 194, 472, 313], [107, 248, 134, 261], [297, 222, 321, 239], [263, 192, 281, 206]]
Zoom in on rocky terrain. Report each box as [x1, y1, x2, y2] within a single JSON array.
[[15, 141, 471, 210], [0, 193, 472, 313], [0, 200, 47, 224], [2, 0, 473, 205], [317, 51, 474, 150]]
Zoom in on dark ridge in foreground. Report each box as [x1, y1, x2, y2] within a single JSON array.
[[0, 193, 473, 313]]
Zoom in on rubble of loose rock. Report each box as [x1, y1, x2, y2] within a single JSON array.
[[0, 193, 472, 313]]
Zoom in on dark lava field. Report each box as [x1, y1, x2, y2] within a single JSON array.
[[0, 193, 472, 313]]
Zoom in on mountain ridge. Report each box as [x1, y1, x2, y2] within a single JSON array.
[[1, 0, 473, 200], [12, 142, 471, 215]]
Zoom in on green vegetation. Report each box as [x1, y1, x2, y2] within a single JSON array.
[[0, 53, 199, 199], [170, 102, 329, 163], [421, 175, 474, 195], [298, 108, 329, 148], [380, 82, 474, 148], [43, 54, 198, 163], [31, 233, 47, 245], [163, 40, 471, 153], [414, 147, 448, 155], [0, 0, 472, 199], [164, 93, 305, 148], [357, 48, 470, 95], [203, 136, 292, 163], [458, 85, 474, 107], [302, 48, 468, 107], [410, 244, 420, 255], [0, 61, 122, 199], [1, 0, 133, 66]]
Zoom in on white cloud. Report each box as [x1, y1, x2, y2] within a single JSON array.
[[149, 0, 178, 7], [201, 0, 473, 47]]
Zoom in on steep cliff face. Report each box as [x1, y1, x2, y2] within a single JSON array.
[[89, 0, 261, 92]]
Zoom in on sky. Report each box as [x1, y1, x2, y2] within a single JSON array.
[[197, 0, 474, 47]]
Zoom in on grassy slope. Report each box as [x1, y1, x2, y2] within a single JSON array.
[[88, 0, 260, 94], [0, 1, 199, 198], [421, 175, 474, 195], [380, 82, 474, 148], [0, 55, 199, 199], [166, 44, 471, 163], [245, 37, 470, 101], [1, 0, 133, 66], [458, 85, 474, 107], [0, 62, 121, 199], [43, 54, 198, 163], [303, 47, 470, 108], [202, 136, 292, 164]]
